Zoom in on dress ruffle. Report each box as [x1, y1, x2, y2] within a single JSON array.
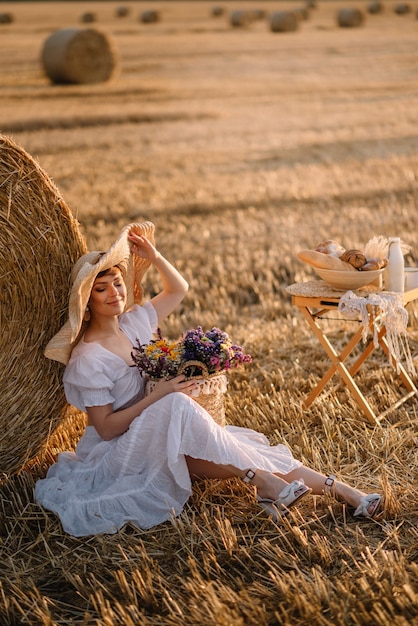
[[35, 393, 301, 536]]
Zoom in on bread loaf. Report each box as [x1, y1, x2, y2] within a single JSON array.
[[297, 250, 357, 271]]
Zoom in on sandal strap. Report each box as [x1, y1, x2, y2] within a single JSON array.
[[243, 468, 256, 484]]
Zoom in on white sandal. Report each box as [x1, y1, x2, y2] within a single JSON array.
[[243, 469, 312, 522], [324, 475, 382, 519], [353, 493, 382, 518]]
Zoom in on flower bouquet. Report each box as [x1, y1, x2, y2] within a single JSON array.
[[132, 326, 252, 426]]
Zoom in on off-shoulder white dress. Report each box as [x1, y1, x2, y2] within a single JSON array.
[[35, 302, 301, 537]]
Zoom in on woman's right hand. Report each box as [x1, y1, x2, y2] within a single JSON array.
[[149, 375, 198, 401]]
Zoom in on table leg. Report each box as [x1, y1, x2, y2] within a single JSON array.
[[349, 322, 417, 392], [378, 334, 417, 393], [299, 307, 379, 424]]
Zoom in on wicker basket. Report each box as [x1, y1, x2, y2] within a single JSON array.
[[145, 361, 227, 426]]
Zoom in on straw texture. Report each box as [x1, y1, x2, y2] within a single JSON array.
[[0, 134, 87, 475]]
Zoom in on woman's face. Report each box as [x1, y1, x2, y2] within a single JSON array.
[[88, 268, 127, 319]]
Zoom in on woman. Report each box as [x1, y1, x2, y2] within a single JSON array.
[[35, 222, 382, 537]]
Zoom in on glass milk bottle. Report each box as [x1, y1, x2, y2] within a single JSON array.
[[385, 237, 404, 293]]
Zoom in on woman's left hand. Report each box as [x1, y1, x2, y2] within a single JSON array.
[[128, 232, 159, 262]]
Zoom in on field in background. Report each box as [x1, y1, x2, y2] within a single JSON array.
[[1, 2, 418, 624]]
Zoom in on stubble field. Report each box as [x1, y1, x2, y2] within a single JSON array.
[[0, 1, 418, 624]]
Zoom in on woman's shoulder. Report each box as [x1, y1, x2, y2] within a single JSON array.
[[64, 340, 118, 383], [120, 302, 158, 332], [68, 339, 105, 364]]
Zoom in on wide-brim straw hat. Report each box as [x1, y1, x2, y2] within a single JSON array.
[[44, 221, 155, 365]]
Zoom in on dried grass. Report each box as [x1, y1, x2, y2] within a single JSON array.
[[0, 2, 417, 624]]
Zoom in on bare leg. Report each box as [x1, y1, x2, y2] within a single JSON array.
[[186, 457, 292, 500], [281, 465, 373, 510], [186, 458, 379, 517]]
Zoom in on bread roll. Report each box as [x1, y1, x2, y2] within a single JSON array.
[[297, 250, 357, 271], [361, 257, 388, 271], [315, 240, 345, 257], [340, 249, 367, 269]]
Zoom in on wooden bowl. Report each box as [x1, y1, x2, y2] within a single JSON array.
[[313, 267, 384, 290]]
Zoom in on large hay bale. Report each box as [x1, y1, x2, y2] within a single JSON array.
[[229, 10, 254, 27], [270, 11, 299, 32], [337, 8, 364, 27], [41, 28, 118, 85], [140, 10, 160, 23], [0, 135, 87, 476]]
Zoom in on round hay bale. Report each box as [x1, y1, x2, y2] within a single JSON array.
[[337, 8, 364, 27], [80, 12, 96, 24], [229, 10, 254, 27], [270, 11, 299, 32], [116, 6, 130, 18], [140, 10, 160, 23], [367, 1, 384, 13], [394, 3, 410, 13], [0, 12, 13, 24], [41, 28, 118, 85], [0, 134, 87, 476], [211, 6, 225, 17]]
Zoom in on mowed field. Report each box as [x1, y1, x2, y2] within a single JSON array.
[[1, 1, 418, 624]]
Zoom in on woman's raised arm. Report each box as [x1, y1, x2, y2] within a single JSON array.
[[128, 231, 189, 325]]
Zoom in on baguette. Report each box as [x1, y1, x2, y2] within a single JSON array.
[[297, 249, 357, 272]]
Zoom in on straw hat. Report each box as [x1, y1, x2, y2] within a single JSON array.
[[45, 221, 155, 365]]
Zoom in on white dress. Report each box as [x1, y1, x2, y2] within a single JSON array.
[[35, 302, 301, 537]]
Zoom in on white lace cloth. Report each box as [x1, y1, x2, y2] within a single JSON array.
[[338, 291, 416, 375]]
